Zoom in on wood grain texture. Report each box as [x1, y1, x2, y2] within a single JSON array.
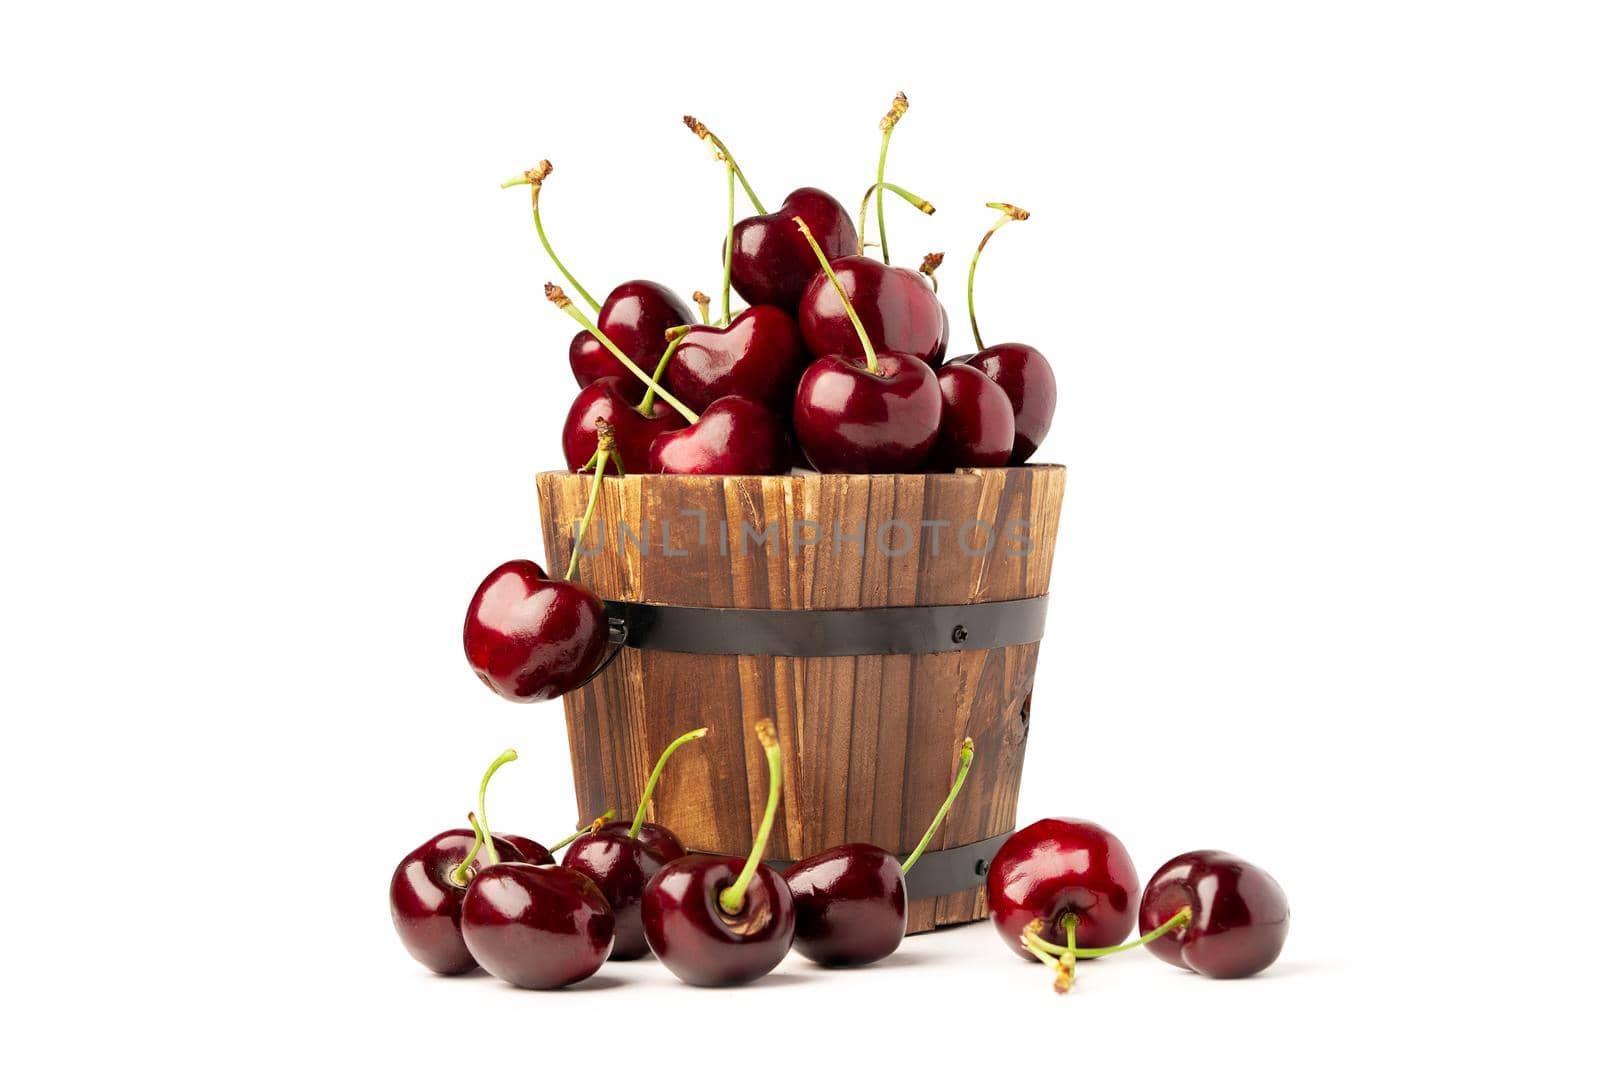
[[536, 466, 1065, 933]]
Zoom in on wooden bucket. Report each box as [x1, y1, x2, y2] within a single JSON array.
[[536, 466, 1065, 933]]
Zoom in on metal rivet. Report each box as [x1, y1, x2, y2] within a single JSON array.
[[974, 858, 989, 876], [951, 624, 968, 643]]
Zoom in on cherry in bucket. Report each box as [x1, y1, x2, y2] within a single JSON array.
[[790, 217, 942, 473], [785, 737, 974, 967], [1137, 850, 1289, 979], [641, 718, 795, 986], [501, 161, 692, 390], [562, 727, 709, 959], [389, 751, 526, 974], [948, 203, 1057, 463]]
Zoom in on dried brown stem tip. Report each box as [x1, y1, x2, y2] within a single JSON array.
[[754, 717, 779, 749], [683, 115, 710, 139], [880, 91, 909, 131], [920, 251, 945, 275], [544, 282, 572, 308], [594, 417, 615, 452], [692, 290, 710, 308], [989, 202, 1031, 221]]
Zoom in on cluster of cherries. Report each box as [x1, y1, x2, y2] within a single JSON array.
[[391, 729, 1288, 993], [514, 94, 1057, 481], [390, 721, 979, 988]]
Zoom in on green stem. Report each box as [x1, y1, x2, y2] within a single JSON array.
[[476, 750, 518, 866], [693, 291, 711, 325], [1025, 906, 1193, 959], [873, 92, 908, 265], [792, 217, 879, 375], [966, 202, 1031, 351], [638, 328, 691, 415], [547, 285, 699, 423], [629, 727, 710, 838], [501, 164, 602, 314], [566, 430, 612, 581], [857, 182, 935, 257], [448, 811, 485, 886], [721, 158, 735, 325], [549, 808, 617, 851], [684, 116, 766, 213], [900, 738, 974, 874], [718, 719, 783, 916]]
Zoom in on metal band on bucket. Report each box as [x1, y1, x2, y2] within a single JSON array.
[[601, 596, 1048, 657], [753, 830, 1011, 900]]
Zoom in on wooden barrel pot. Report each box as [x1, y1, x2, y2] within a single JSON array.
[[536, 465, 1066, 933]]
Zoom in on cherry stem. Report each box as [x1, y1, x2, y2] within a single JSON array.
[[1025, 906, 1193, 960], [792, 217, 879, 375], [475, 749, 518, 866], [448, 811, 485, 887], [629, 727, 710, 838], [857, 182, 934, 257], [873, 91, 909, 265], [550, 807, 617, 851], [919, 252, 944, 294], [693, 291, 711, 326], [967, 202, 1031, 351], [721, 157, 735, 324], [718, 718, 783, 916], [546, 284, 700, 423], [900, 737, 974, 874], [684, 116, 766, 213], [566, 422, 614, 581], [501, 162, 601, 315], [638, 327, 691, 415]]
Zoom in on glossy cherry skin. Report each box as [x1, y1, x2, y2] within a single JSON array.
[[460, 862, 615, 989], [784, 844, 906, 967], [595, 819, 686, 861], [1139, 850, 1289, 979], [641, 854, 796, 986], [729, 188, 857, 311], [799, 256, 948, 368], [561, 377, 689, 473], [463, 560, 609, 702], [569, 281, 694, 388], [950, 343, 1056, 464], [987, 817, 1139, 959], [389, 829, 527, 975], [792, 351, 942, 473], [664, 305, 808, 413], [498, 835, 555, 865], [648, 397, 789, 475], [927, 363, 1016, 470], [562, 831, 673, 960]]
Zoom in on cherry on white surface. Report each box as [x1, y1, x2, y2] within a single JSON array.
[[1, 1, 1594, 1061]]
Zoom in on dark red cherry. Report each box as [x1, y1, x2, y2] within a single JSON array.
[[927, 362, 1015, 470], [460, 862, 615, 989], [569, 281, 693, 388], [798, 255, 948, 368], [561, 377, 689, 473], [497, 835, 555, 866], [952, 343, 1056, 464], [595, 819, 686, 861], [729, 188, 857, 311], [641, 855, 795, 986], [784, 844, 905, 967], [389, 828, 526, 975], [987, 817, 1139, 958], [664, 305, 808, 413], [562, 831, 671, 960], [1139, 850, 1290, 979], [463, 560, 609, 703], [648, 396, 789, 475], [792, 352, 941, 473]]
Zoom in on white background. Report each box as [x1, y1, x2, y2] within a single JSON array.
[[3, 1, 1596, 1061]]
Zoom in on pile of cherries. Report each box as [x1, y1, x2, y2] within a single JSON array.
[[391, 729, 1289, 993], [514, 93, 1056, 481]]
